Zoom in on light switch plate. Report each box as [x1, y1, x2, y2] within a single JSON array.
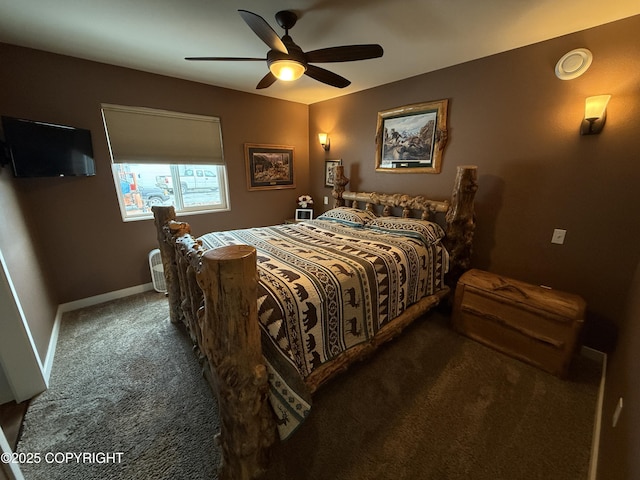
[[551, 229, 567, 244]]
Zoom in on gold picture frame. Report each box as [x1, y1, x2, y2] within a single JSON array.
[[375, 99, 449, 174]]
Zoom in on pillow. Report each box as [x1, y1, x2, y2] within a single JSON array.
[[316, 207, 377, 227], [366, 217, 445, 245]]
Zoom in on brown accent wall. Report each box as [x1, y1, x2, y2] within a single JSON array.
[[309, 16, 640, 336], [0, 168, 57, 362], [0, 43, 309, 308], [599, 259, 640, 480], [308, 16, 640, 480], [0, 43, 308, 359]]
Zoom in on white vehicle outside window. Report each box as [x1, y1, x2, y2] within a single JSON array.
[[102, 104, 229, 221]]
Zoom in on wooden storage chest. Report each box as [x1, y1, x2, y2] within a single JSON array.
[[452, 269, 585, 378]]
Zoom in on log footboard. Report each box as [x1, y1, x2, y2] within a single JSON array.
[[152, 165, 477, 480]]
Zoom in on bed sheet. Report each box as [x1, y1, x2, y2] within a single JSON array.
[[199, 219, 448, 438]]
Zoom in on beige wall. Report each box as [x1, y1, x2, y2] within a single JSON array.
[[308, 15, 640, 480]]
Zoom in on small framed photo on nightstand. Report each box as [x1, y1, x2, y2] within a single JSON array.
[[295, 208, 313, 221]]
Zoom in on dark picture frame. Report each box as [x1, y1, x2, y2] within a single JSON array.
[[324, 159, 342, 187], [375, 99, 449, 174], [244, 143, 295, 191]]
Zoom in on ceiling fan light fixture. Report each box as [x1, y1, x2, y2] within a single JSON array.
[[269, 59, 306, 81], [187, 10, 383, 89]]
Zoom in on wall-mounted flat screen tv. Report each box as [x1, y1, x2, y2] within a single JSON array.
[[1, 116, 96, 177]]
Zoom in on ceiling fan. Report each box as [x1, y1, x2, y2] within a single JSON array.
[[185, 9, 384, 89]]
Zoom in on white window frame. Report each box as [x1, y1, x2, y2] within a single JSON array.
[[101, 105, 230, 221], [111, 162, 230, 222]]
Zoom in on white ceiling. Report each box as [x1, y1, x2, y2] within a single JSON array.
[[1, 0, 639, 105]]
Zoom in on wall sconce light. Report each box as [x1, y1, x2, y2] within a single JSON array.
[[581, 95, 611, 135], [318, 133, 330, 151]]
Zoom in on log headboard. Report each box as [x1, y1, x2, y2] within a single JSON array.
[[330, 164, 477, 289]]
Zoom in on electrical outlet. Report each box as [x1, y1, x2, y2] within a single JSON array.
[[323, 196, 329, 205], [612, 397, 623, 427], [551, 229, 567, 244]]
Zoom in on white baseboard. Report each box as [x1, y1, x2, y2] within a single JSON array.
[[43, 283, 155, 385], [57, 282, 155, 314], [581, 345, 607, 480], [42, 310, 62, 386]]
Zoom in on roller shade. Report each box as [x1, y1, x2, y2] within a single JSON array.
[[101, 104, 224, 165]]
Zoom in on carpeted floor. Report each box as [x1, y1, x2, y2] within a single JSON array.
[[16, 291, 220, 480], [16, 291, 601, 480]]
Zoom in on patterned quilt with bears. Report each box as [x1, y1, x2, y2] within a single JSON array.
[[199, 219, 448, 439]]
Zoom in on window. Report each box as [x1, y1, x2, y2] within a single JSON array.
[[101, 104, 229, 221]]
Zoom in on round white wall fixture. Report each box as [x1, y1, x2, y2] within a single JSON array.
[[555, 48, 593, 80]]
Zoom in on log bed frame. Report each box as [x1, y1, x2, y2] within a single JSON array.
[[152, 165, 477, 480]]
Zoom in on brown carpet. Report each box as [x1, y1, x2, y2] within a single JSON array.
[[17, 292, 220, 480], [16, 291, 600, 480], [265, 310, 601, 480]]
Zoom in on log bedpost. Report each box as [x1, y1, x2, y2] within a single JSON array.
[[444, 165, 478, 291], [197, 245, 276, 480], [152, 205, 187, 325], [331, 165, 349, 207]]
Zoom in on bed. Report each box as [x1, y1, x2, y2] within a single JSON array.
[[152, 165, 477, 480]]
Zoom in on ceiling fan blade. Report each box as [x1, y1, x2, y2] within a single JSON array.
[[305, 44, 384, 63], [305, 65, 351, 88], [238, 9, 288, 54], [256, 72, 277, 89], [185, 57, 265, 61]]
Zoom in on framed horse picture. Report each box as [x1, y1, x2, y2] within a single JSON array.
[[375, 99, 449, 174]]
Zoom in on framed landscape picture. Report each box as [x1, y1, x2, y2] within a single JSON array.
[[375, 99, 449, 174], [245, 143, 295, 191]]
